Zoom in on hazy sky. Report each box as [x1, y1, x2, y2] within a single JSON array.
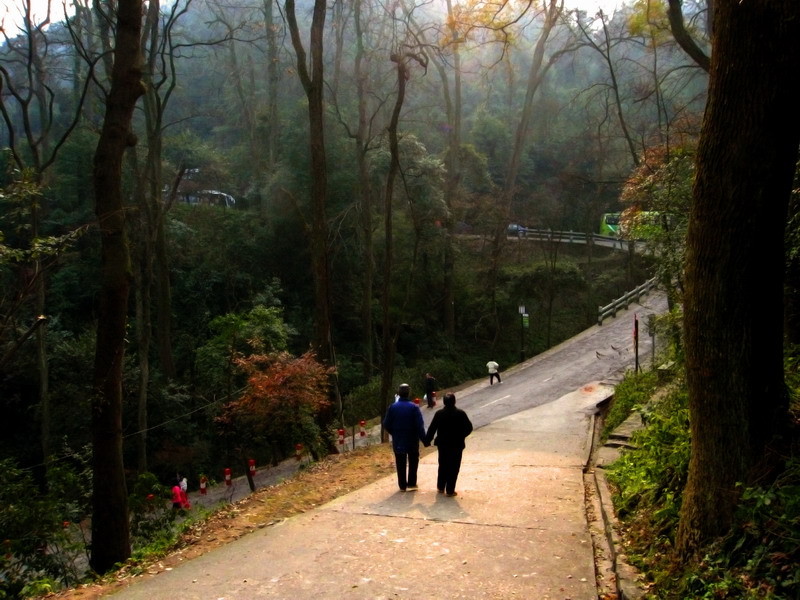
[[1, 0, 618, 37]]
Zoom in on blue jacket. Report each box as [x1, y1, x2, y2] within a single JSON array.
[[383, 398, 427, 453]]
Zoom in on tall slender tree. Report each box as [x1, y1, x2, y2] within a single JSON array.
[[90, 0, 144, 573], [284, 0, 344, 431]]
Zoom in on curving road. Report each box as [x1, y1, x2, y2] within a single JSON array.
[[191, 289, 668, 506], [422, 289, 669, 431]]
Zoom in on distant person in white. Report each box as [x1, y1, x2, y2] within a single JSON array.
[[486, 360, 501, 385]]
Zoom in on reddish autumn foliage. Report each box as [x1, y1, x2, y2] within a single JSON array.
[[218, 351, 334, 452]]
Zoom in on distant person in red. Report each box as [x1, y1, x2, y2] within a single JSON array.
[[424, 392, 473, 497], [179, 475, 191, 509], [171, 481, 183, 511]]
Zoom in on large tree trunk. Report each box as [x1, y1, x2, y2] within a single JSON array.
[[285, 0, 332, 365], [676, 0, 799, 556], [90, 0, 144, 574], [285, 0, 342, 435]]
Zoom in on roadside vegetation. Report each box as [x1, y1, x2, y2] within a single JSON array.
[[603, 352, 800, 599], [0, 227, 648, 599], [18, 444, 400, 600]]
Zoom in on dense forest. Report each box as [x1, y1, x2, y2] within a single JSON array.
[[3, 0, 799, 595], [1, 0, 694, 477]]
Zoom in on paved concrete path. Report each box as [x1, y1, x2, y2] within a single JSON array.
[[108, 383, 612, 600]]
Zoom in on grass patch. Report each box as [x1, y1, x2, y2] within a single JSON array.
[[600, 369, 659, 443]]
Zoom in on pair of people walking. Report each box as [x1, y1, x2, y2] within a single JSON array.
[[383, 384, 473, 496]]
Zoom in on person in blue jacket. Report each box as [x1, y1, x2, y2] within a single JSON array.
[[383, 383, 428, 491], [424, 392, 473, 497]]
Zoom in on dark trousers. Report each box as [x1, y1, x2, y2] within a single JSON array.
[[436, 447, 464, 494], [394, 450, 420, 490], [489, 372, 501, 384]]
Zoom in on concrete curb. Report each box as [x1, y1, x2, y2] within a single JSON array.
[[590, 411, 648, 600]]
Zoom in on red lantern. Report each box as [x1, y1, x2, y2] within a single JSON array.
[[338, 428, 345, 446], [295, 443, 303, 460], [359, 420, 366, 437], [248, 459, 256, 477], [224, 467, 232, 486], [199, 475, 208, 495]]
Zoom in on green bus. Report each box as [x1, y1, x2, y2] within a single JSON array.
[[599, 213, 621, 236], [600, 211, 667, 240]]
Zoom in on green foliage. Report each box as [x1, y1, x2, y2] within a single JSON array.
[[621, 145, 693, 298], [609, 353, 800, 599], [0, 455, 92, 598], [601, 369, 659, 441], [607, 385, 689, 523], [194, 303, 294, 395], [129, 473, 177, 546]]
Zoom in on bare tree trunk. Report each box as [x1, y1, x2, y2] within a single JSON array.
[[354, 0, 375, 380], [379, 55, 408, 438], [442, 0, 461, 340], [676, 0, 799, 556], [133, 238, 151, 473], [263, 0, 280, 169], [596, 11, 640, 168], [285, 0, 343, 435], [490, 0, 560, 346], [666, 0, 710, 72], [90, 0, 144, 573]]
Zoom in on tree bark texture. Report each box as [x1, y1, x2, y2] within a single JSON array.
[[379, 55, 407, 439], [285, 0, 334, 368], [677, 0, 800, 555], [90, 0, 144, 574]]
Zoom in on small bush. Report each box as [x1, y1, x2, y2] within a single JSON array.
[[601, 369, 659, 442]]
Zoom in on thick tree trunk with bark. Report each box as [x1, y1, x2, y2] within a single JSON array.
[[677, 0, 800, 555], [285, 0, 342, 437], [90, 0, 144, 574], [285, 0, 333, 367]]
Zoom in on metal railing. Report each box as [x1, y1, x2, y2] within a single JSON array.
[[597, 277, 658, 325], [505, 226, 656, 325], [509, 227, 639, 252]]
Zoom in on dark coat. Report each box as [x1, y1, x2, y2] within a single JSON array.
[[424, 405, 473, 449], [424, 376, 436, 396], [383, 398, 427, 453]]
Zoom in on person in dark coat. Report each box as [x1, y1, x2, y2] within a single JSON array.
[[424, 392, 473, 497], [383, 383, 428, 491], [424, 372, 437, 408]]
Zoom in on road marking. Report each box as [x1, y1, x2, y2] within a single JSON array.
[[480, 395, 510, 408], [541, 376, 553, 382]]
